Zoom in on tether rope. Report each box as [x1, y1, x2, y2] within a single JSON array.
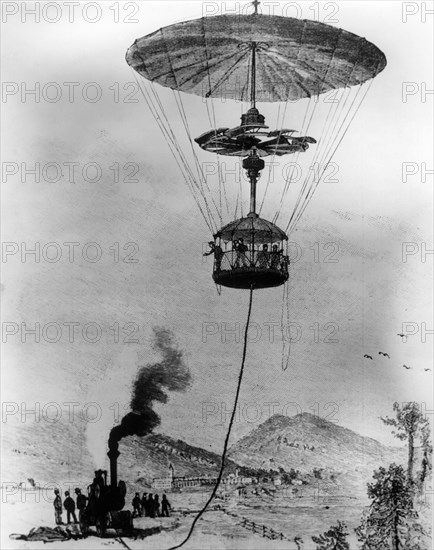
[[167, 285, 254, 550]]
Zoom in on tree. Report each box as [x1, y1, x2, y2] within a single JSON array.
[[312, 521, 349, 550], [381, 402, 429, 486], [417, 422, 432, 490], [355, 463, 427, 550]]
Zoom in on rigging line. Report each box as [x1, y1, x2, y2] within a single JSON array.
[[286, 48, 375, 231], [167, 285, 255, 550], [239, 158, 244, 218], [203, 99, 226, 220], [287, 81, 373, 235], [146, 79, 205, 192], [259, 103, 281, 215], [134, 77, 192, 188], [149, 83, 218, 232], [281, 281, 291, 371], [292, 87, 363, 230], [209, 96, 230, 219], [211, 100, 231, 218], [283, 92, 341, 231], [316, 84, 363, 173], [314, 87, 352, 174], [259, 98, 290, 216], [296, 89, 345, 201], [272, 95, 313, 224], [132, 71, 214, 234], [234, 185, 240, 220], [272, 97, 318, 224], [147, 84, 216, 231], [201, 18, 225, 222], [173, 89, 217, 210], [173, 90, 222, 229]]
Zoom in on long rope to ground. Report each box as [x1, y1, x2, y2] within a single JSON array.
[[167, 285, 255, 550]]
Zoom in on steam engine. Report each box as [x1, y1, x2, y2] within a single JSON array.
[[80, 443, 133, 537]]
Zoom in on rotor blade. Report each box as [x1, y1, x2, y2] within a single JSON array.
[[267, 129, 297, 137]]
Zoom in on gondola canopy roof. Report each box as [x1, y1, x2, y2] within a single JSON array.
[[215, 214, 288, 244]]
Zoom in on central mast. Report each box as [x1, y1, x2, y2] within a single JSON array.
[[244, 32, 263, 217]]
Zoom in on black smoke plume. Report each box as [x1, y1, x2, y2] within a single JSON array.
[[109, 327, 191, 450]]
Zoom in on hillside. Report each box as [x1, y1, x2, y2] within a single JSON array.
[[2, 412, 410, 498], [1, 420, 240, 491], [228, 413, 408, 495]]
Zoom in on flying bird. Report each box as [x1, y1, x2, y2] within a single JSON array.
[[424, 368, 431, 372], [379, 352, 390, 358], [397, 333, 405, 338], [403, 364, 411, 370], [364, 355, 373, 360]]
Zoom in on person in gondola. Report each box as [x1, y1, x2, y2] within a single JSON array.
[[203, 241, 223, 271], [234, 237, 249, 268], [270, 244, 283, 269], [257, 244, 270, 268], [280, 254, 289, 274]]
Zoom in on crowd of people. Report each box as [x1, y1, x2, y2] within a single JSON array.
[[53, 488, 87, 525], [53, 487, 172, 526], [132, 492, 171, 518]]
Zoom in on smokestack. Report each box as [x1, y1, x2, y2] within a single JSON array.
[[106, 328, 191, 482], [107, 441, 119, 489]]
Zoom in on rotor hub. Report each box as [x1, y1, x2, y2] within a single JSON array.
[[240, 107, 265, 127], [242, 149, 265, 174]]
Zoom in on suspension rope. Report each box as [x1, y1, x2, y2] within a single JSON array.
[[131, 70, 215, 234], [283, 46, 372, 234], [145, 78, 212, 216], [284, 89, 345, 231], [272, 96, 317, 224], [167, 285, 255, 550], [201, 17, 230, 222], [287, 80, 373, 234], [173, 89, 222, 228], [281, 281, 291, 371], [259, 98, 290, 216]]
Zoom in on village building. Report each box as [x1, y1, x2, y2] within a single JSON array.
[[151, 465, 257, 490]]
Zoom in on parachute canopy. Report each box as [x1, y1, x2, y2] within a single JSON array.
[[126, 14, 387, 102]]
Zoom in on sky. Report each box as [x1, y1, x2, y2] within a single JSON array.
[[1, 1, 433, 464]]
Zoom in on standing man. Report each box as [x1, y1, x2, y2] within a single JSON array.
[[147, 493, 155, 518], [132, 492, 142, 518], [75, 488, 87, 523], [161, 494, 171, 517], [203, 241, 224, 272], [141, 493, 148, 516], [153, 494, 161, 517], [53, 489, 63, 525], [63, 491, 78, 524]]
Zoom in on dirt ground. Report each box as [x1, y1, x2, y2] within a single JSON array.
[[1, 485, 431, 550]]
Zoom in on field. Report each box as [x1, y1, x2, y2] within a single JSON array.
[[1, 484, 370, 550]]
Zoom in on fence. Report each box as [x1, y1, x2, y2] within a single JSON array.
[[224, 510, 291, 541]]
